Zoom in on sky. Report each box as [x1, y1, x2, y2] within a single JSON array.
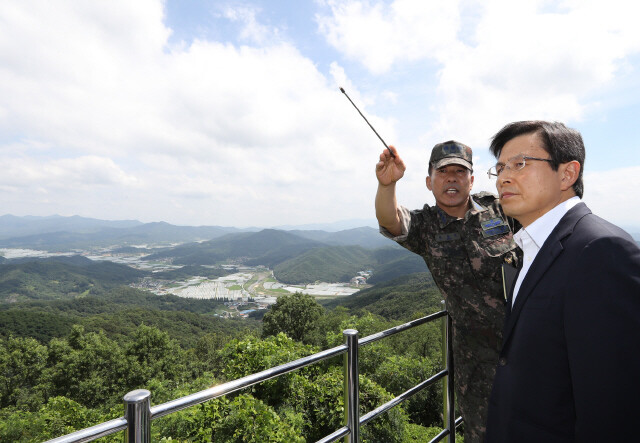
[[1, 0, 639, 230]]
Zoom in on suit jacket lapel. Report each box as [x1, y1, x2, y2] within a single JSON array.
[[501, 202, 591, 346]]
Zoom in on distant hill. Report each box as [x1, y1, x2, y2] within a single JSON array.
[[290, 226, 396, 249], [0, 256, 147, 302], [145, 229, 324, 266], [0, 286, 255, 346], [367, 254, 429, 284], [273, 245, 427, 284], [0, 215, 395, 253], [143, 229, 418, 283], [324, 272, 443, 320], [0, 214, 142, 239], [0, 219, 252, 251], [273, 218, 378, 231], [273, 245, 376, 284]]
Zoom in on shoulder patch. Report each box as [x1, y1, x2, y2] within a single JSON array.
[[481, 225, 510, 238], [481, 218, 505, 230]]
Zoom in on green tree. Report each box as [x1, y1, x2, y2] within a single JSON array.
[[372, 354, 442, 427], [285, 367, 408, 442], [262, 292, 324, 343], [125, 324, 189, 385], [45, 325, 130, 408], [191, 332, 234, 373], [217, 333, 409, 442], [0, 335, 48, 409], [0, 396, 105, 442], [198, 394, 305, 442], [304, 305, 351, 348], [219, 333, 318, 408], [326, 312, 445, 428]]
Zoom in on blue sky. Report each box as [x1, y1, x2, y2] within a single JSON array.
[[0, 0, 639, 230]]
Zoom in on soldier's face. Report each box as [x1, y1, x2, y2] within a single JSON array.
[[426, 164, 473, 218]]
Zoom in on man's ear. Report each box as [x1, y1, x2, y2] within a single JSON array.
[[426, 175, 432, 191], [560, 161, 580, 191], [470, 174, 474, 189]]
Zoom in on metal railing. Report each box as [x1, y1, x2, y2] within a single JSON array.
[[46, 310, 462, 443]]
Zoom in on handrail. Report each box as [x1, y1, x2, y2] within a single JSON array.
[[46, 309, 461, 443]]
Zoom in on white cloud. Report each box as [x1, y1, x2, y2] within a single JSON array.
[[317, 0, 461, 74], [2, 0, 637, 229], [583, 166, 640, 227], [222, 5, 278, 44], [0, 155, 137, 190], [0, 0, 397, 226], [318, 0, 640, 146]]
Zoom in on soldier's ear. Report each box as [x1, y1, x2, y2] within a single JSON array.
[[470, 174, 474, 188], [426, 175, 432, 191]]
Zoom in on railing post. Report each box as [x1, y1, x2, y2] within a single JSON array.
[[123, 389, 151, 443], [343, 329, 359, 443], [443, 311, 455, 442], [441, 302, 449, 443]]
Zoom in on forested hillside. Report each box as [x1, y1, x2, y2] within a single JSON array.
[[325, 272, 442, 319], [0, 217, 457, 441], [145, 229, 323, 265], [273, 245, 375, 283], [0, 259, 452, 441], [273, 245, 427, 284], [0, 257, 146, 302], [0, 287, 254, 346], [289, 226, 394, 248], [0, 291, 451, 442]]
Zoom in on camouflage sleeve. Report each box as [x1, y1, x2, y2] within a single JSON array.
[[378, 205, 412, 242]]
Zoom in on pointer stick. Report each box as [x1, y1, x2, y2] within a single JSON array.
[[339, 87, 395, 158]]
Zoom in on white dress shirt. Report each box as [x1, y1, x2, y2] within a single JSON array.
[[511, 196, 581, 306]]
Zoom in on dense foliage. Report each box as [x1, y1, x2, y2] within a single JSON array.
[[145, 229, 323, 266], [0, 228, 459, 441], [140, 228, 424, 284], [273, 245, 375, 284], [0, 287, 256, 348], [0, 257, 145, 302], [273, 245, 426, 284], [262, 292, 324, 343], [324, 272, 442, 320]]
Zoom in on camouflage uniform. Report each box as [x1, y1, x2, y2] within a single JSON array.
[[380, 191, 518, 443]]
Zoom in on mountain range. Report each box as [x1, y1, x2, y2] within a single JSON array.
[[0, 215, 428, 293], [0, 215, 394, 251], [141, 228, 423, 284]]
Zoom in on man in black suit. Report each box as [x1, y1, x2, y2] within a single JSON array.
[[484, 120, 640, 442]]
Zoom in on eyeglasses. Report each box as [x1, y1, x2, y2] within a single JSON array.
[[487, 154, 553, 179]]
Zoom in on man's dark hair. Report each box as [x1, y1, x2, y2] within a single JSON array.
[[489, 120, 585, 198]]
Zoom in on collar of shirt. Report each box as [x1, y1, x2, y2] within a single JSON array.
[[515, 196, 581, 250], [511, 196, 580, 305], [435, 195, 486, 228], [470, 196, 485, 212]]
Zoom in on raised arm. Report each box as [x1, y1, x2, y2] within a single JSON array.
[[375, 145, 406, 237]]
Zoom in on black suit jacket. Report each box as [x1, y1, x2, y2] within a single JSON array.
[[486, 203, 640, 442]]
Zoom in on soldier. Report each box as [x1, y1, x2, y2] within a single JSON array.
[[375, 141, 519, 443]]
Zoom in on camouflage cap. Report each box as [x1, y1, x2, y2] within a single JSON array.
[[430, 140, 473, 171]]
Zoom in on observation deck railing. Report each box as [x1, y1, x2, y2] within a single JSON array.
[[46, 309, 462, 443]]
